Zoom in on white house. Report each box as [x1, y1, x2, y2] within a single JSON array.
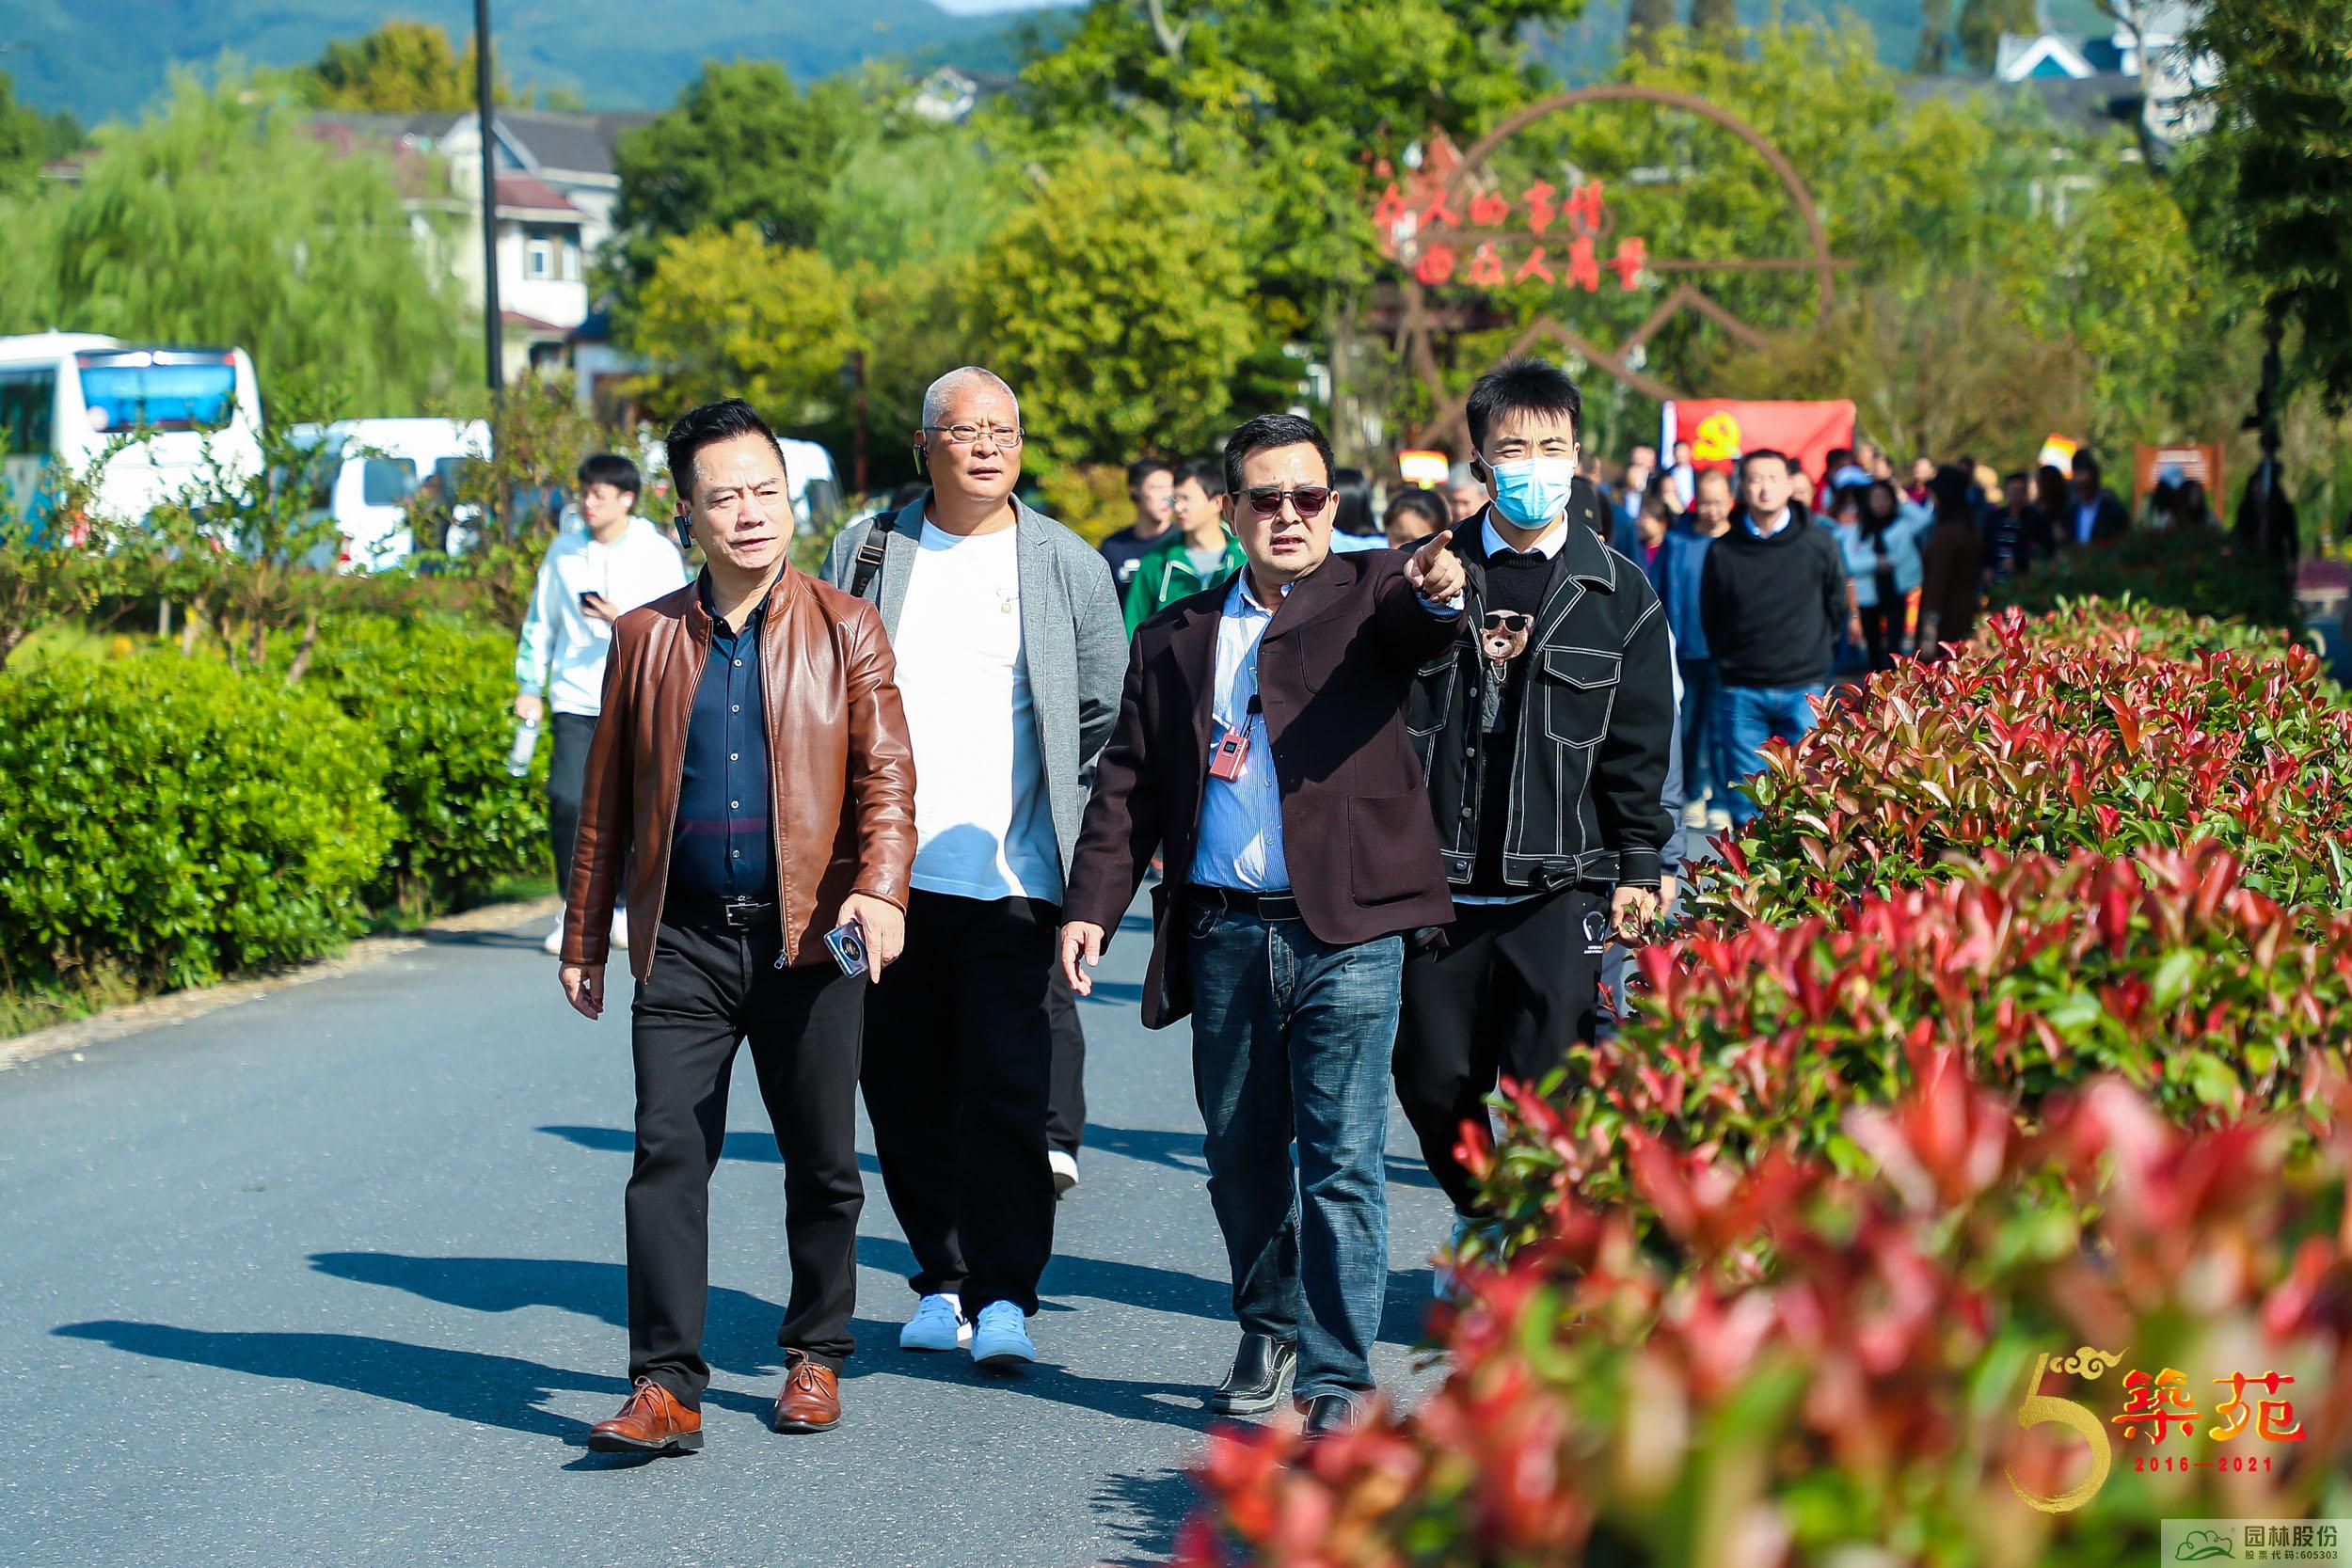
[[310, 108, 651, 380], [1994, 0, 2210, 150]]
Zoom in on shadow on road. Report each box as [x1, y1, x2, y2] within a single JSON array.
[[1096, 1465, 1206, 1566], [308, 1252, 796, 1377], [48, 1320, 771, 1444], [537, 1123, 882, 1176], [1082, 1121, 1443, 1193]]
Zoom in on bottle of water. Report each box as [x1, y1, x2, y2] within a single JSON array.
[[506, 717, 540, 778]]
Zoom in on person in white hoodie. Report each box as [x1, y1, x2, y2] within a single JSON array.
[[515, 453, 691, 954]]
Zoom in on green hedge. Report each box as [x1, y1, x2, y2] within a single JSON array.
[[296, 614, 546, 911], [0, 653, 395, 990]]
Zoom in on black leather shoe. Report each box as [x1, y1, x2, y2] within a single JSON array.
[[1210, 1333, 1297, 1415], [1301, 1392, 1360, 1439]]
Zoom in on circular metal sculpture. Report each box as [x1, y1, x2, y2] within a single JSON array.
[[1374, 86, 1847, 450]]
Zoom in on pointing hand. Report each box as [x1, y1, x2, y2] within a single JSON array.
[[1406, 529, 1464, 602]]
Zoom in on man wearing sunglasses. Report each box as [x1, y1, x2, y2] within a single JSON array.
[[822, 366, 1125, 1373], [1057, 412, 1467, 1438], [1394, 356, 1676, 1257]]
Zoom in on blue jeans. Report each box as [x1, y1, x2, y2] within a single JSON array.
[[1184, 902, 1403, 1403], [1678, 656, 1721, 811], [1716, 681, 1829, 827]]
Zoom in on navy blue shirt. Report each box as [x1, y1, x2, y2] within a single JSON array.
[[670, 578, 774, 902]]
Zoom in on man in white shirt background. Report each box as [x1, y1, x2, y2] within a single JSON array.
[[823, 366, 1126, 1371], [514, 453, 690, 956]]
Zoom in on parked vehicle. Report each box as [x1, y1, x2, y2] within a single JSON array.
[[289, 418, 491, 571], [0, 333, 264, 526]]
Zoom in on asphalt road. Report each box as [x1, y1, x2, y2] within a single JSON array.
[[0, 895, 1454, 1568]]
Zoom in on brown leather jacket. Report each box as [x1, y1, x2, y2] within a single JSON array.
[[561, 567, 916, 978]]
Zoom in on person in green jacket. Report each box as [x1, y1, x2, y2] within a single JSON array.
[[1123, 457, 1246, 635]]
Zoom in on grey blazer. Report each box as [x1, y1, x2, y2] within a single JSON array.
[[822, 493, 1126, 886]]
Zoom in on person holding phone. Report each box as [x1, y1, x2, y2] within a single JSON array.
[[514, 452, 688, 955], [559, 399, 915, 1457]]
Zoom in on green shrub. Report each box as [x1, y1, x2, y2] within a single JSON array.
[[295, 613, 546, 911], [0, 654, 394, 990], [1992, 528, 2302, 629]]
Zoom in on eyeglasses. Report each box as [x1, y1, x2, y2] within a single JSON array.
[[1242, 485, 1332, 517], [1482, 610, 1532, 633], [923, 423, 1024, 448]]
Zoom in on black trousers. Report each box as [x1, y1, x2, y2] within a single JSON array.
[[863, 890, 1057, 1316], [1046, 964, 1087, 1156], [548, 711, 599, 887], [1859, 597, 1904, 672], [1392, 889, 1605, 1216], [628, 913, 866, 1409]]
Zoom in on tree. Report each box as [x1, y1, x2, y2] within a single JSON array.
[[310, 21, 504, 112], [620, 225, 859, 429], [0, 72, 83, 198], [963, 151, 1257, 471], [1956, 0, 2036, 72], [2179, 0, 2352, 410], [1707, 274, 2090, 461], [607, 61, 858, 294], [1914, 0, 1955, 72], [27, 74, 466, 412], [1628, 0, 1677, 58], [1008, 0, 1588, 378], [1689, 0, 1739, 48]]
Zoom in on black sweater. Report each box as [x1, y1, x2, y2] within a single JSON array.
[[1697, 504, 1850, 689]]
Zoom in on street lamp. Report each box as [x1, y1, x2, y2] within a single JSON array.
[[475, 0, 502, 404]]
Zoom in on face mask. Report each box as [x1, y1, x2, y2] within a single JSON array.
[[1485, 458, 1577, 528]]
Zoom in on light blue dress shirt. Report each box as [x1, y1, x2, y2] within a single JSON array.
[[1189, 575, 1290, 892]]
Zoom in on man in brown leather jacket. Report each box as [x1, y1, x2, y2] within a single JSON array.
[[558, 397, 917, 1456]]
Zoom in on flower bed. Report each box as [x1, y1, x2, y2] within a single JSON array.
[[1473, 843, 2352, 1243], [1712, 610, 2352, 927], [1185, 1062, 2352, 1568]]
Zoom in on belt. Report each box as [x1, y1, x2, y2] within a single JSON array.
[[671, 892, 780, 932], [1187, 884, 1302, 923]]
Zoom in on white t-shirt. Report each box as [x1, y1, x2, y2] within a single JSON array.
[[890, 520, 1062, 902]]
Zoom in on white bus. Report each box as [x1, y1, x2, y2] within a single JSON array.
[[0, 333, 265, 526]]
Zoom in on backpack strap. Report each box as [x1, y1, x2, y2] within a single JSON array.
[[848, 507, 899, 602]]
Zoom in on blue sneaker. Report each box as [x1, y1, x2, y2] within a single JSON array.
[[968, 1301, 1036, 1369], [898, 1292, 970, 1353]]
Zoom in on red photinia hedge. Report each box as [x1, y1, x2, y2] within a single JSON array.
[[1471, 843, 2352, 1240], [1708, 610, 2352, 926], [1182, 1060, 2352, 1568]]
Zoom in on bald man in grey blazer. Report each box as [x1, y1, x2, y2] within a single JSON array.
[[822, 366, 1124, 1371]]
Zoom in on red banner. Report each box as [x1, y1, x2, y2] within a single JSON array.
[[1662, 400, 1857, 482]]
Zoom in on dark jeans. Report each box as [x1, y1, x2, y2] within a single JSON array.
[[1046, 964, 1086, 1156], [1394, 890, 1604, 1216], [1717, 681, 1830, 828], [627, 913, 866, 1410], [1859, 597, 1904, 672], [863, 890, 1057, 1317], [1677, 656, 1721, 811], [548, 711, 599, 890], [1184, 900, 1403, 1403]]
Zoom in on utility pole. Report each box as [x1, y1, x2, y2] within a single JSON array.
[[474, 0, 502, 404]]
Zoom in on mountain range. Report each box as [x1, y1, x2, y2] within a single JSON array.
[[0, 0, 1054, 125], [1, 0, 2111, 129]]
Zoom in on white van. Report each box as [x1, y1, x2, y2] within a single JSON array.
[[290, 418, 492, 570], [0, 333, 265, 525], [632, 428, 842, 531]]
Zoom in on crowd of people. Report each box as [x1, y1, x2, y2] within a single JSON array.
[[505, 356, 2153, 1461]]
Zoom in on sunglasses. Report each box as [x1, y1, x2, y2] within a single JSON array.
[[1482, 610, 1533, 632], [1242, 485, 1333, 517]]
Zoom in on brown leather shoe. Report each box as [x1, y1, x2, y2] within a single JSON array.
[[587, 1376, 703, 1454], [771, 1351, 841, 1433]]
